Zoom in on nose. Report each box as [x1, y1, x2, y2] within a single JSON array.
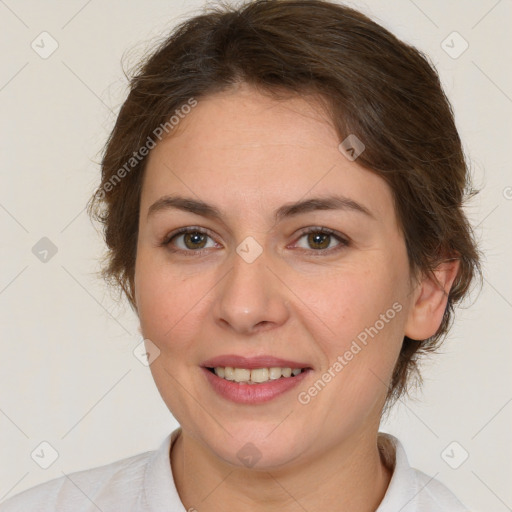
[[212, 248, 290, 335]]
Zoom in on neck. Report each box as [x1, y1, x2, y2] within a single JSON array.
[[170, 426, 393, 512]]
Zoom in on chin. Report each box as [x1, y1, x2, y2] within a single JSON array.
[[200, 422, 310, 470]]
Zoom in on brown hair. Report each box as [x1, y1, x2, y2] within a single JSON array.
[[88, 0, 481, 405]]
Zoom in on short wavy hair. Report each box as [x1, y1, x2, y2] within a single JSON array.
[[88, 0, 481, 406]]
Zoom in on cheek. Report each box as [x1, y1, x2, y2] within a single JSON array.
[[298, 261, 405, 344], [295, 262, 407, 399], [135, 249, 173, 332], [134, 251, 214, 350]]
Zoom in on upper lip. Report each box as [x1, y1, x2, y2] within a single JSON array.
[[201, 354, 312, 370]]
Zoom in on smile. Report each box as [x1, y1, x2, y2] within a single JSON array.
[[208, 366, 304, 384], [201, 366, 312, 404]]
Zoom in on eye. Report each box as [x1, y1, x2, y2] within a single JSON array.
[[163, 227, 217, 253], [293, 227, 349, 253], [162, 226, 349, 256]]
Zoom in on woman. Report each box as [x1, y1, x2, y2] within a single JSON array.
[[1, 0, 480, 510]]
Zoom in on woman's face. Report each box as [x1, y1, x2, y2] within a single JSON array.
[[134, 84, 416, 468]]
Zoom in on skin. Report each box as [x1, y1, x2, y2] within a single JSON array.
[[134, 82, 459, 512]]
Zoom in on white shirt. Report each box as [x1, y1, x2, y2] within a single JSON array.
[[0, 428, 470, 511]]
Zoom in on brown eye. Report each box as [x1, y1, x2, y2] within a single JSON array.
[[164, 228, 216, 252], [306, 232, 331, 250], [294, 228, 349, 253], [182, 232, 208, 250]]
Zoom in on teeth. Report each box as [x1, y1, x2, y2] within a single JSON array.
[[269, 367, 282, 380], [213, 366, 304, 384], [251, 368, 269, 383], [233, 368, 250, 382]]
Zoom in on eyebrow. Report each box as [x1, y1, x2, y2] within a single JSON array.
[[146, 194, 375, 222]]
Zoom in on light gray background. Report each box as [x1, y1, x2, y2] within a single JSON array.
[[1, 0, 511, 510]]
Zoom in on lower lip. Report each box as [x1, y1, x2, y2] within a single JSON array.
[[201, 367, 312, 404]]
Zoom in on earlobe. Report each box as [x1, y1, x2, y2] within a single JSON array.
[[404, 259, 460, 341]]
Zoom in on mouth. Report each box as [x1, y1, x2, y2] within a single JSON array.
[[204, 366, 307, 384], [200, 355, 313, 404]]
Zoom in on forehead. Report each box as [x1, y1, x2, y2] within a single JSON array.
[[149, 85, 338, 164], [141, 85, 396, 225]]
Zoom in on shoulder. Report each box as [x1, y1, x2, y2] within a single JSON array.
[[411, 468, 471, 511], [0, 436, 172, 512], [377, 433, 471, 512]]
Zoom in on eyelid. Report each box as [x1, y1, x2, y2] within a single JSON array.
[[162, 225, 214, 246], [290, 226, 349, 252], [161, 226, 220, 255]]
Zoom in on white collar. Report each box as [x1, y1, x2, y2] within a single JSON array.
[[141, 428, 466, 511]]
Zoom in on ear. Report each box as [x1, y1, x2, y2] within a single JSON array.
[[404, 259, 460, 341]]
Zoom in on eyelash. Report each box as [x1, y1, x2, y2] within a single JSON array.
[[161, 226, 350, 256]]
